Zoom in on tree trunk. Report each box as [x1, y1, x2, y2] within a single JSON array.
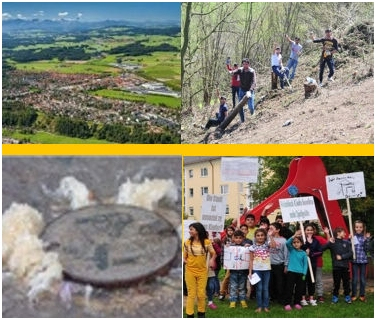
[[217, 94, 249, 131], [271, 72, 278, 89]]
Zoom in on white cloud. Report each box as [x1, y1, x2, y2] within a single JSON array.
[[16, 14, 26, 20], [58, 12, 69, 18], [2, 13, 13, 20], [77, 13, 83, 19]]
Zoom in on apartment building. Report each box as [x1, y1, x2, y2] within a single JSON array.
[[184, 157, 258, 222]]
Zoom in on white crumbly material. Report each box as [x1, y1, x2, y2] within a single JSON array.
[[2, 203, 45, 264], [116, 178, 177, 210], [55, 176, 94, 210], [2, 203, 63, 302]]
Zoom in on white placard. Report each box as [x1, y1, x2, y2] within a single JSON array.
[[326, 172, 366, 200], [279, 196, 318, 222], [223, 246, 250, 270], [201, 194, 227, 232], [221, 157, 259, 183]]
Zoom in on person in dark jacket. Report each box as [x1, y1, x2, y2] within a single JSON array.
[[323, 227, 353, 304], [310, 29, 339, 86]]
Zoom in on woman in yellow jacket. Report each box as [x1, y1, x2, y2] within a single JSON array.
[[184, 222, 216, 318]]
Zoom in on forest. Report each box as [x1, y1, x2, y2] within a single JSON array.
[[181, 2, 374, 113]]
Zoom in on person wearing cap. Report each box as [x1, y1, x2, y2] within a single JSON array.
[[310, 29, 339, 86], [229, 58, 257, 122], [285, 35, 303, 81], [271, 46, 289, 89], [225, 58, 241, 111], [203, 95, 228, 130]]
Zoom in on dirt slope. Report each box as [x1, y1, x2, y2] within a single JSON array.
[[182, 75, 374, 144]]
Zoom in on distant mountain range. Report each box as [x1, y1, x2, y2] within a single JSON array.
[[2, 18, 180, 34]]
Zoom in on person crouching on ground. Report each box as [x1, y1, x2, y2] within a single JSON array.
[[203, 96, 228, 130]]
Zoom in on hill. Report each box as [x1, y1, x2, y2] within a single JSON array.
[[181, 3, 374, 145]]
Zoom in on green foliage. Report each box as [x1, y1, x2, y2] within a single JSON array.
[[2, 101, 38, 127], [255, 157, 374, 232]]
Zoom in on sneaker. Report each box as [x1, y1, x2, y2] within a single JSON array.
[[284, 305, 292, 311], [332, 296, 339, 304], [229, 301, 236, 308], [294, 304, 302, 310], [240, 300, 248, 308], [345, 296, 352, 304], [318, 296, 325, 303], [300, 299, 309, 306], [309, 299, 317, 306], [351, 296, 357, 302], [218, 294, 225, 301], [208, 303, 217, 309], [319, 82, 323, 87], [328, 77, 334, 82], [359, 296, 366, 302]]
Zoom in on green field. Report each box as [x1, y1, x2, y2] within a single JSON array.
[[91, 89, 181, 109], [2, 129, 113, 144]]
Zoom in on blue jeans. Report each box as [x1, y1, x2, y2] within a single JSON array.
[[206, 276, 216, 302], [272, 66, 289, 89], [253, 270, 270, 308], [351, 263, 367, 297], [229, 270, 247, 302], [286, 58, 298, 80], [319, 57, 335, 82], [238, 89, 255, 121]]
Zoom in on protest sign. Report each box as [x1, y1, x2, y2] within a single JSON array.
[[325, 171, 366, 200], [201, 194, 226, 232], [223, 246, 250, 270], [221, 157, 259, 183], [279, 196, 318, 223]]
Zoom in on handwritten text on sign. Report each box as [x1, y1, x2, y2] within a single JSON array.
[[201, 194, 227, 232], [279, 196, 318, 222], [221, 157, 259, 183], [223, 246, 250, 270], [326, 172, 366, 200]]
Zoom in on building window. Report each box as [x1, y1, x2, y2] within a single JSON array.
[[189, 207, 194, 216], [220, 184, 229, 194], [239, 204, 244, 215], [201, 167, 208, 177], [188, 169, 193, 178], [189, 188, 194, 197], [201, 187, 209, 195], [225, 205, 229, 215]]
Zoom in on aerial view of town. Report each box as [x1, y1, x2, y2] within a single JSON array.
[[2, 2, 181, 144]]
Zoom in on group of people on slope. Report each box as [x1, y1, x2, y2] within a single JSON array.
[[184, 217, 372, 318], [203, 29, 339, 130]]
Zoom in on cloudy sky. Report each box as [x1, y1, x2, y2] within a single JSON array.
[[2, 2, 181, 22]]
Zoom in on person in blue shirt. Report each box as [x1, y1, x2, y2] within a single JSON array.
[[285, 35, 303, 81], [203, 96, 228, 130], [283, 234, 308, 311]]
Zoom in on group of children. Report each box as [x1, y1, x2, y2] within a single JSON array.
[[196, 217, 372, 316]]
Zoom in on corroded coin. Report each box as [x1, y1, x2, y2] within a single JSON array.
[[41, 204, 179, 286]]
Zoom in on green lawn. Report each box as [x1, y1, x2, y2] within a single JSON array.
[[2, 129, 113, 144], [185, 251, 374, 318], [91, 89, 181, 109]]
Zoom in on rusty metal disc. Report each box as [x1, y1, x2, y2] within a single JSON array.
[[41, 204, 179, 286]]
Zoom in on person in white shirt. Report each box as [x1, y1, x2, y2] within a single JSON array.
[[271, 46, 289, 89]]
